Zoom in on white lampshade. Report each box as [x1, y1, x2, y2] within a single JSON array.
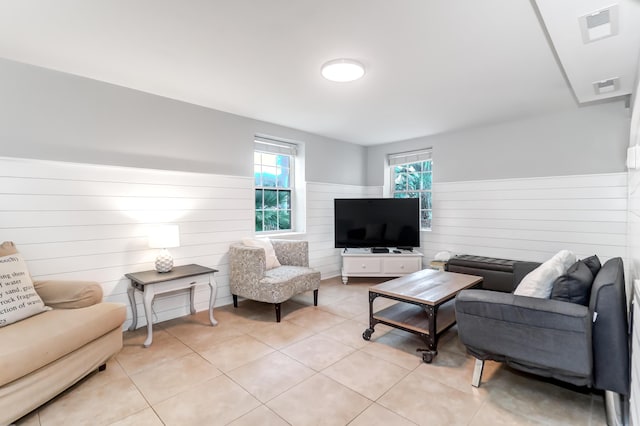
[[148, 225, 180, 249], [321, 58, 365, 82]]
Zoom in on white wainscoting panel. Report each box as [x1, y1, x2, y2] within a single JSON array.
[[424, 173, 628, 264], [0, 157, 253, 330], [629, 138, 640, 424], [306, 182, 382, 278], [629, 155, 640, 276]]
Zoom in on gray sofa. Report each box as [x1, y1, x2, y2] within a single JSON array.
[[454, 256, 629, 426]]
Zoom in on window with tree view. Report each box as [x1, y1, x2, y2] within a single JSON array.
[[391, 152, 432, 229], [254, 150, 292, 232]]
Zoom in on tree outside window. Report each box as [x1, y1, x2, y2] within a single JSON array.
[[254, 151, 292, 232], [392, 160, 432, 229]]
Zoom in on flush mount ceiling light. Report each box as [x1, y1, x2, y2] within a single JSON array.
[[321, 58, 365, 82]]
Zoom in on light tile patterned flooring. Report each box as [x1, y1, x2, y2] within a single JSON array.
[[16, 277, 607, 425]]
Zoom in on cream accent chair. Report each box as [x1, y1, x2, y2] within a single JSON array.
[[229, 239, 321, 322], [0, 279, 126, 425]]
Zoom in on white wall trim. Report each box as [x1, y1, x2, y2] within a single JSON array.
[[436, 172, 626, 187]]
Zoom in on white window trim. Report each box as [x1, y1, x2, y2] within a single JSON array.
[[254, 136, 298, 234], [388, 149, 432, 166], [388, 148, 433, 230], [255, 136, 298, 156]]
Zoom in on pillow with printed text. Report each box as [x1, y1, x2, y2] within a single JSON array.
[[0, 242, 49, 327]]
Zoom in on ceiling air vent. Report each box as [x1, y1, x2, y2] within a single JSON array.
[[593, 77, 620, 95], [579, 4, 619, 44]]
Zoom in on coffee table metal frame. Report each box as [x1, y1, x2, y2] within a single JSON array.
[[363, 269, 482, 363]]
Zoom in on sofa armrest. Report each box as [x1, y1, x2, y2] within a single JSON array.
[[33, 280, 103, 309], [271, 240, 309, 267], [229, 244, 266, 295], [455, 289, 592, 376], [588, 257, 629, 394]]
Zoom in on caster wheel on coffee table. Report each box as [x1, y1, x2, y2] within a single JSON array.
[[362, 328, 374, 341], [419, 349, 437, 363]]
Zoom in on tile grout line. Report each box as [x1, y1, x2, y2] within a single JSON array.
[[115, 351, 171, 425]]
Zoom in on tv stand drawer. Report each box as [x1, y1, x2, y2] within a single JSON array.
[[383, 257, 422, 274], [343, 257, 381, 274], [340, 250, 424, 284]]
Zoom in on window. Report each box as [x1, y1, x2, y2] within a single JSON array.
[[389, 149, 432, 229], [254, 137, 296, 232]]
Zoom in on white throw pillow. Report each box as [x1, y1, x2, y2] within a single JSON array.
[[514, 250, 577, 299], [242, 238, 282, 270], [0, 253, 50, 327]]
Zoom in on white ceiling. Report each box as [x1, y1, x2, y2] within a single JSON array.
[[536, 0, 640, 104], [0, 0, 637, 146]]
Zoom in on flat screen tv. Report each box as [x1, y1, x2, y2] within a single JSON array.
[[334, 198, 420, 249]]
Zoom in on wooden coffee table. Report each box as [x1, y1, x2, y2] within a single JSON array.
[[363, 269, 482, 363]]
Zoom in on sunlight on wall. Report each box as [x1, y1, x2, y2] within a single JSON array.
[[116, 197, 194, 223]]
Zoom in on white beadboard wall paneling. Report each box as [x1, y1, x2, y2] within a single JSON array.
[[629, 77, 640, 426], [629, 148, 640, 426], [629, 169, 640, 285], [423, 173, 628, 264], [0, 156, 253, 330], [306, 182, 382, 278]]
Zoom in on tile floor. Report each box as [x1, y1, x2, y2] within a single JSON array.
[[15, 277, 607, 425]]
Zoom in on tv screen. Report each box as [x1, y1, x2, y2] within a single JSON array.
[[334, 198, 420, 248]]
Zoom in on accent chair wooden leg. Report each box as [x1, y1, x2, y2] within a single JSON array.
[[232, 294, 238, 308], [98, 363, 107, 372], [275, 303, 281, 322], [472, 358, 484, 388], [313, 289, 318, 306]]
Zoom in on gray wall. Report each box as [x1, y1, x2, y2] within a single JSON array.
[[0, 58, 366, 185], [2, 57, 630, 189], [366, 101, 631, 185]]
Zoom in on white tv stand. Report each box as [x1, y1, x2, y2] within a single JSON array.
[[340, 248, 424, 284]]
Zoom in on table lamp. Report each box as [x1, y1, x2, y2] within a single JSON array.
[[148, 224, 180, 273]]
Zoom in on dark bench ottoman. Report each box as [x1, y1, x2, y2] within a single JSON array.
[[446, 255, 538, 293]]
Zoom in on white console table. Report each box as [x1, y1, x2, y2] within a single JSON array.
[[340, 248, 424, 284], [126, 264, 218, 347]]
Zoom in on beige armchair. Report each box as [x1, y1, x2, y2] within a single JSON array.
[[229, 239, 321, 322]]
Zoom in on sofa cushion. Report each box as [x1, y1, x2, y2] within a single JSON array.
[[34, 280, 103, 309], [0, 242, 50, 327], [265, 266, 320, 289], [242, 238, 281, 270], [0, 241, 18, 257], [514, 250, 576, 298], [0, 302, 126, 386], [581, 255, 601, 277], [551, 260, 594, 306], [252, 266, 321, 303]]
